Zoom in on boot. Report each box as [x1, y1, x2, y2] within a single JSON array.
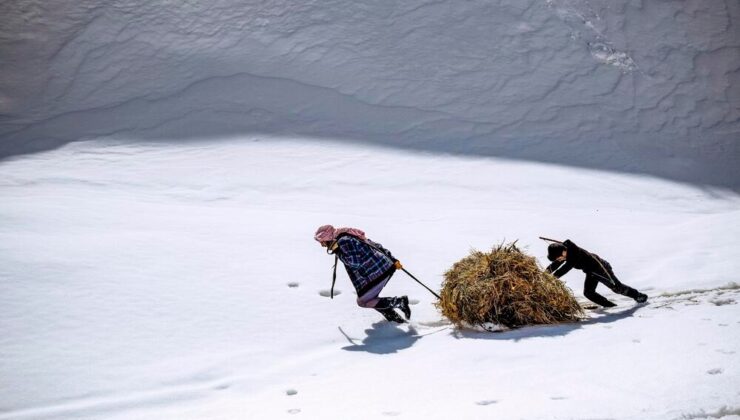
[[398, 296, 411, 320], [375, 307, 406, 323], [619, 285, 647, 303], [376, 296, 411, 320], [584, 290, 617, 307]]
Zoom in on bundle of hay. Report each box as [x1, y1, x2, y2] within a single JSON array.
[[437, 242, 583, 329]]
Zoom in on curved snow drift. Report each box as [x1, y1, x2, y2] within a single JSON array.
[[1, 0, 738, 187]]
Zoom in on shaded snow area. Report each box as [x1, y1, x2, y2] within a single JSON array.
[[1, 0, 739, 187], [1, 138, 739, 420]]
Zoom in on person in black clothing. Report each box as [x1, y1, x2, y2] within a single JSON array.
[[546, 239, 648, 307]]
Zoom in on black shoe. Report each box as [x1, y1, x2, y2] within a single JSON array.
[[635, 293, 648, 303], [376, 308, 406, 323], [399, 295, 411, 320]]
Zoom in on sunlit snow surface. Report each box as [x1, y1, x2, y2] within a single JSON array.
[[1, 138, 738, 419]]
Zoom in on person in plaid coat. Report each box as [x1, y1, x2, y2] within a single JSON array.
[[314, 225, 411, 323]]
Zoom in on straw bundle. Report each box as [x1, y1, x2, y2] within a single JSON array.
[[437, 242, 583, 329]]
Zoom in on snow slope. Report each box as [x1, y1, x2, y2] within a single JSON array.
[[1, 0, 739, 187], [1, 138, 738, 419]]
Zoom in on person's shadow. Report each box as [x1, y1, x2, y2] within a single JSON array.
[[452, 303, 646, 341], [340, 322, 422, 354]]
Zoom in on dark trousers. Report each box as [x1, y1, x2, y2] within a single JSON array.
[[584, 261, 640, 307]]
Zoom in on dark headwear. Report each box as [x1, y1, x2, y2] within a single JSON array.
[[547, 243, 566, 261]]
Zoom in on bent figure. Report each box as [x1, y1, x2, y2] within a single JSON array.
[[546, 239, 648, 307], [314, 225, 411, 323]]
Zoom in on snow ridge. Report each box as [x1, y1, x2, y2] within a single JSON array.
[[1, 0, 739, 187]]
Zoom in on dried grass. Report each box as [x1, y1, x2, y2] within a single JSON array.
[[436, 242, 583, 329]]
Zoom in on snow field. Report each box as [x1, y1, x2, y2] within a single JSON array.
[[0, 138, 738, 419]]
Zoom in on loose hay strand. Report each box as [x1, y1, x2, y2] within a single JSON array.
[[436, 242, 583, 329]]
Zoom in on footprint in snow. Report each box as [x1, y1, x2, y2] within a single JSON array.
[[707, 368, 723, 375], [409, 299, 420, 305], [286, 389, 298, 396], [319, 289, 340, 297], [382, 411, 401, 416], [287, 282, 300, 288], [709, 298, 735, 306], [288, 408, 301, 414], [551, 396, 568, 400], [632, 339, 641, 343], [475, 400, 497, 406]]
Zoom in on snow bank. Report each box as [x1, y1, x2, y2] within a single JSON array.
[[0, 139, 738, 419], [1, 0, 739, 187]]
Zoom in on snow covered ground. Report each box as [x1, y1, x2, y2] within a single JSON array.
[[1, 138, 738, 419], [2, 0, 738, 418]]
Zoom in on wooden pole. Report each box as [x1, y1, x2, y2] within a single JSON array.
[[538, 236, 563, 244]]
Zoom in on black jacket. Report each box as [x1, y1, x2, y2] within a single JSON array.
[[546, 239, 609, 278]]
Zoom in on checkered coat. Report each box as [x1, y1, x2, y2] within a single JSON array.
[[334, 234, 396, 296]]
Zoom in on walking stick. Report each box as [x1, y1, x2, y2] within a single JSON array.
[[401, 267, 441, 300], [539, 236, 563, 244], [361, 238, 442, 300]]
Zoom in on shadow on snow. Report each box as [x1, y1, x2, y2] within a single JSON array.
[[336, 304, 644, 352], [452, 304, 645, 342], [339, 322, 422, 354]]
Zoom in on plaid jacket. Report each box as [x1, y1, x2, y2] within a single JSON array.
[[335, 234, 396, 296]]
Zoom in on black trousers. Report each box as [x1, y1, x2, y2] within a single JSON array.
[[584, 261, 640, 307]]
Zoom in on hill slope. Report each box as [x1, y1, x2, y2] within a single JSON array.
[[1, 0, 739, 187]]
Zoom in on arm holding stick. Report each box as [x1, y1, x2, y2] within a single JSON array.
[[539, 236, 563, 244]]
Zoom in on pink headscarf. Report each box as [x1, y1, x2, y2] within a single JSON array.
[[314, 224, 367, 242]]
